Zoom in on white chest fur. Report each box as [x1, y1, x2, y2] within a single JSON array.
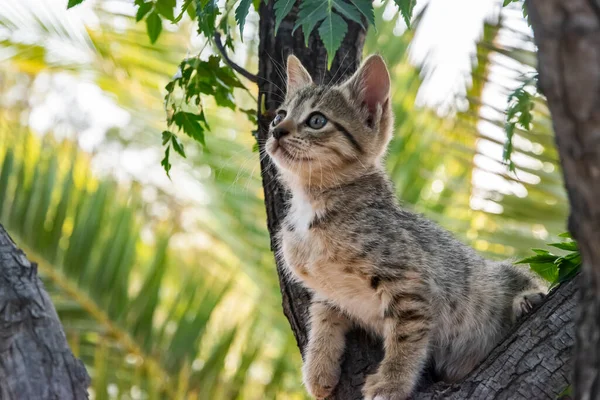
[[280, 192, 383, 332], [288, 191, 318, 236]]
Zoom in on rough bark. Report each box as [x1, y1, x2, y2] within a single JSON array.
[[526, 1, 600, 399], [0, 224, 89, 399], [257, 2, 577, 399]]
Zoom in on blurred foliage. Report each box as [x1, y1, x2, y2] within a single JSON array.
[[0, 0, 568, 399], [0, 129, 304, 399]]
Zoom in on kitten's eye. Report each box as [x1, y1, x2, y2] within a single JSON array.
[[272, 111, 286, 127], [307, 113, 327, 129]]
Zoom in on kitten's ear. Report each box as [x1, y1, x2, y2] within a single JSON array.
[[344, 55, 390, 115], [286, 55, 313, 98]]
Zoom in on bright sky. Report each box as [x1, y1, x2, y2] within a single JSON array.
[[409, 0, 500, 108]]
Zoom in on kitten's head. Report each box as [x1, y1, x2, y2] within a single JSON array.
[[266, 54, 393, 189]]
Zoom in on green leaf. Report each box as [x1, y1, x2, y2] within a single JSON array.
[[531, 249, 550, 255], [240, 108, 257, 124], [294, 0, 356, 59], [558, 232, 572, 238], [161, 146, 172, 178], [318, 11, 347, 68], [173, 112, 206, 146], [135, 2, 153, 21], [196, 0, 220, 38], [529, 262, 559, 284], [517, 235, 581, 286], [67, 0, 85, 9], [394, 0, 416, 27], [156, 0, 176, 21], [146, 12, 163, 44], [235, 0, 253, 38], [294, 0, 328, 46], [161, 130, 172, 145], [548, 241, 578, 252], [557, 257, 581, 284], [331, 1, 364, 29], [515, 253, 558, 265], [502, 0, 519, 6], [274, 0, 295, 33], [522, 3, 530, 26], [347, 0, 375, 26], [171, 135, 186, 158], [174, 0, 194, 22]]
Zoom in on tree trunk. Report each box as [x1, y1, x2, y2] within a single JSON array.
[[526, 1, 600, 398], [256, 0, 367, 366], [0, 224, 90, 399], [257, 2, 577, 399]]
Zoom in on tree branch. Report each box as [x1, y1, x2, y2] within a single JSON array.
[[414, 277, 576, 399], [213, 31, 258, 83], [0, 224, 90, 399]]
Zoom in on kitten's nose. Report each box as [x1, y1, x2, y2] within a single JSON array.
[[272, 127, 289, 140]]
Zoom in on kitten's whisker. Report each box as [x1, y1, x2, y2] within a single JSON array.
[[331, 52, 354, 88], [259, 75, 286, 94], [319, 158, 324, 190], [308, 158, 312, 188], [266, 52, 288, 90], [327, 50, 350, 88], [260, 89, 286, 102]]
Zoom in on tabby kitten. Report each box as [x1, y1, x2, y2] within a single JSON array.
[[266, 54, 546, 400]]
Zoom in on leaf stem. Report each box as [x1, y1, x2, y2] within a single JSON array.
[[213, 31, 258, 83]]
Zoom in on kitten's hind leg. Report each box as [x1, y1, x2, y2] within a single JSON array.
[[302, 298, 351, 399], [512, 290, 546, 322]]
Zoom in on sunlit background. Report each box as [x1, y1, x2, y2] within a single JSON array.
[[0, 0, 566, 399]]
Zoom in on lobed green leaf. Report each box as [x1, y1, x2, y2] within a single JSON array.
[[348, 0, 375, 26], [235, 0, 253, 38], [548, 241, 578, 252], [171, 135, 186, 158], [67, 0, 85, 9], [195, 0, 220, 38], [173, 112, 206, 146], [319, 11, 347, 68], [161, 130, 173, 145], [394, 0, 416, 27], [156, 0, 176, 21], [136, 1, 153, 22], [146, 12, 163, 44], [274, 0, 295, 34], [161, 146, 172, 177]]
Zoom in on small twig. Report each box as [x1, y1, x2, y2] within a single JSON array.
[[213, 32, 259, 83]]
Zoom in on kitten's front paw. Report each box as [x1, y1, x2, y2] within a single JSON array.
[[302, 358, 341, 399], [362, 370, 412, 400], [512, 290, 546, 321]]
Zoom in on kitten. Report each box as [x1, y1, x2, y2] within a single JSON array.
[[266, 54, 546, 400]]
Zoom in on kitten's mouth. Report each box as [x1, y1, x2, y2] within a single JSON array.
[[272, 141, 312, 162]]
